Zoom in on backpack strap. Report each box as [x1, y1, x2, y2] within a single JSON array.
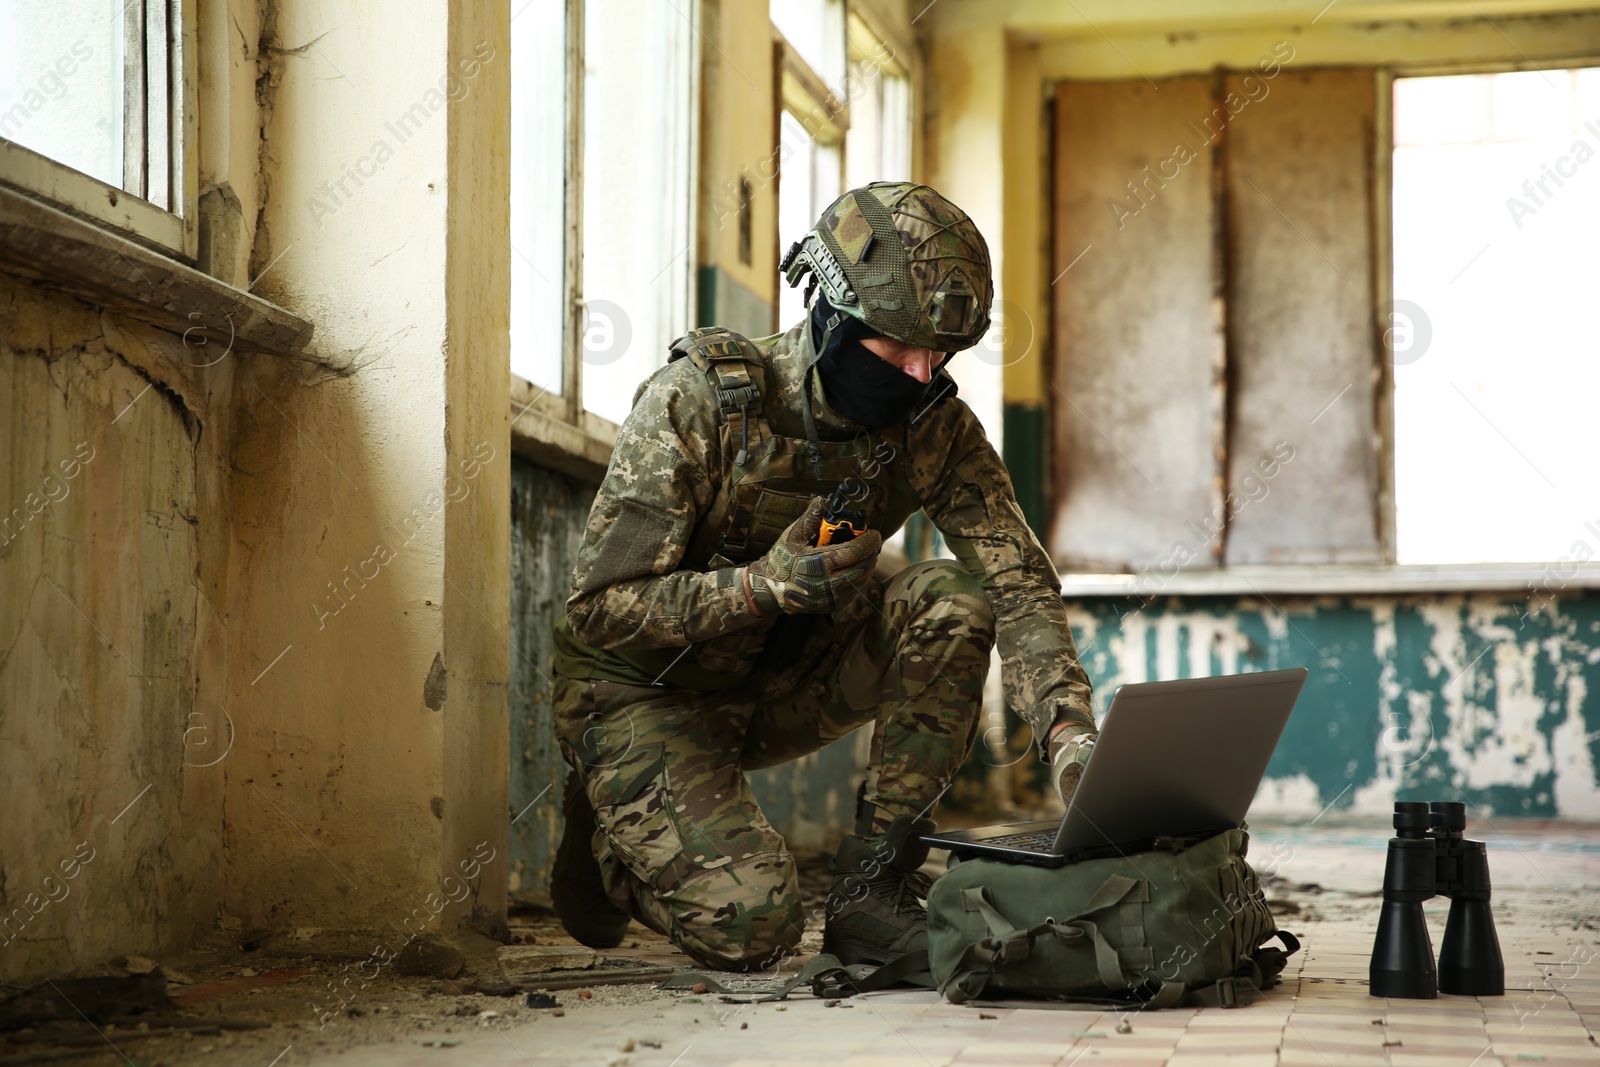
[[944, 876, 1146, 1004], [668, 327, 767, 466], [1163, 929, 1301, 1010], [943, 876, 1289, 1011], [657, 950, 934, 1002]]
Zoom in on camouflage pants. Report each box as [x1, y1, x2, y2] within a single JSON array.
[[552, 559, 993, 971]]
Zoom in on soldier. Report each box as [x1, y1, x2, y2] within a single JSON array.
[[549, 182, 1096, 972]]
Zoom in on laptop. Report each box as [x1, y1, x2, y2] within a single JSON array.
[[922, 668, 1308, 867]]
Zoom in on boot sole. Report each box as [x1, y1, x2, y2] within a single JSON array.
[[550, 771, 630, 949], [821, 930, 925, 968]]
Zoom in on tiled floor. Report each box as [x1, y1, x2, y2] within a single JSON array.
[[289, 822, 1599, 1067], [18, 822, 1594, 1066]]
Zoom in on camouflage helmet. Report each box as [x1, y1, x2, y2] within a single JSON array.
[[780, 182, 993, 352]]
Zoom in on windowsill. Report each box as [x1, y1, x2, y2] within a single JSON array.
[[1060, 562, 1600, 598], [0, 183, 312, 358], [509, 379, 619, 484]]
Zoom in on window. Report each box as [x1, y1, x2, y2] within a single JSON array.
[[1391, 67, 1600, 564], [844, 14, 910, 189], [1051, 67, 1382, 572], [578, 0, 696, 426], [1050, 60, 1600, 578], [773, 0, 847, 332], [508, 0, 697, 429], [769, 0, 845, 98], [508, 0, 571, 399], [0, 0, 191, 253], [776, 110, 840, 330], [773, 9, 911, 333]]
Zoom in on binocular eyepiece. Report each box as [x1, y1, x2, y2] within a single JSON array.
[[1369, 801, 1504, 998]]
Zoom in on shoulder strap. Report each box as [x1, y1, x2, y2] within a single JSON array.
[[668, 327, 767, 466]]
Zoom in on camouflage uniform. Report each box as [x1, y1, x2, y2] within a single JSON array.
[[551, 183, 1094, 970]]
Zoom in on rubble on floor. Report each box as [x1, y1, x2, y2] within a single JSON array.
[[1, 824, 1594, 1067]]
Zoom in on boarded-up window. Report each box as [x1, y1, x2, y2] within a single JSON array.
[[1051, 67, 1383, 572], [1051, 77, 1224, 572]]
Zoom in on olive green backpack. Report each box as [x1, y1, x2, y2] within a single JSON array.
[[923, 828, 1299, 1008], [663, 829, 1298, 1009]]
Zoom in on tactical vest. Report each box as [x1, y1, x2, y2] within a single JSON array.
[[669, 326, 920, 568], [609, 326, 925, 687]]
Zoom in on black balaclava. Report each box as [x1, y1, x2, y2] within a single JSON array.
[[809, 296, 942, 429]]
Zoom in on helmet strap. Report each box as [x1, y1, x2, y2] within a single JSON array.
[[799, 305, 841, 482]]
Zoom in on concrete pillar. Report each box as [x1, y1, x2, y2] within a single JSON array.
[[223, 0, 508, 945]]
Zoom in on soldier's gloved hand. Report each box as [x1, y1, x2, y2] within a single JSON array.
[[743, 497, 882, 615], [1048, 723, 1097, 806]]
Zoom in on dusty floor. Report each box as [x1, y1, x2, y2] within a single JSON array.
[[1, 820, 1596, 1067]]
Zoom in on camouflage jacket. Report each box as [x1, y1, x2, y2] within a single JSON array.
[[554, 321, 1094, 749]]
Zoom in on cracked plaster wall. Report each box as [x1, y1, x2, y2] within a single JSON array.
[[0, 276, 221, 985], [2, 0, 511, 984], [217, 0, 511, 942]]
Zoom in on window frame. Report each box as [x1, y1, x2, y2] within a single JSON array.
[[776, 28, 848, 148], [844, 8, 913, 187], [773, 13, 848, 332], [1382, 53, 1600, 572], [508, 0, 585, 436], [508, 0, 700, 466], [0, 0, 197, 259]]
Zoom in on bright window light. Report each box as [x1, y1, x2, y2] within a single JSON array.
[[777, 110, 840, 332], [0, 1, 125, 188], [579, 0, 695, 425], [509, 0, 569, 396], [1391, 67, 1600, 564]]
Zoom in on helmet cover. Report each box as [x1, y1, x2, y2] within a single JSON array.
[[781, 181, 994, 352]]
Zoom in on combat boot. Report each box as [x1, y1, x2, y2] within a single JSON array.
[[550, 770, 630, 949], [822, 813, 934, 966]]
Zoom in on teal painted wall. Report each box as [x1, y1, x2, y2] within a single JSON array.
[[1001, 402, 1049, 540], [508, 457, 591, 904], [696, 264, 775, 340], [1058, 590, 1600, 821]]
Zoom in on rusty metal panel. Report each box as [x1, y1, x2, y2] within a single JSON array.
[[1051, 77, 1225, 572], [1223, 68, 1383, 564]]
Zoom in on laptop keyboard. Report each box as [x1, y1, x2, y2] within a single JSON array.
[[984, 829, 1058, 852]]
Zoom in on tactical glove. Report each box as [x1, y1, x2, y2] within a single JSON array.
[[744, 497, 882, 615], [1048, 724, 1097, 806]]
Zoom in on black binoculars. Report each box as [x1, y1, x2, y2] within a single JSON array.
[[1369, 801, 1504, 998]]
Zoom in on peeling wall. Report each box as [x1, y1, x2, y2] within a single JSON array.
[[507, 459, 588, 903], [1063, 591, 1600, 821], [221, 0, 511, 938], [0, 276, 221, 985], [4, 0, 511, 985]]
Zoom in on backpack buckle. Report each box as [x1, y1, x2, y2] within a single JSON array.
[[717, 382, 760, 415], [1215, 977, 1240, 1008]]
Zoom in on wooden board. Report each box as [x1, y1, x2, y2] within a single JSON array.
[[1051, 77, 1225, 572], [1222, 67, 1382, 564]]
